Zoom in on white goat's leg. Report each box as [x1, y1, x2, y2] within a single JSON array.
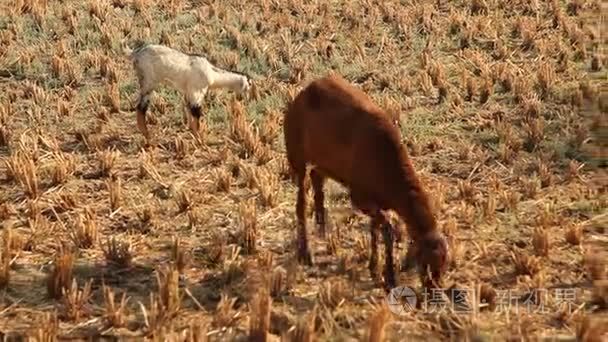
[[182, 95, 190, 127], [136, 92, 152, 142], [186, 89, 207, 139], [135, 78, 156, 143]]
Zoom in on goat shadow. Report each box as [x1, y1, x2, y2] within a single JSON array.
[[1, 256, 162, 336]]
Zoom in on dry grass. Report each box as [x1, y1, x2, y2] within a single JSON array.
[[46, 245, 75, 300], [0, 228, 14, 289], [0, 0, 604, 339], [532, 227, 550, 257], [155, 264, 181, 319], [364, 302, 391, 342], [61, 278, 93, 322], [238, 198, 258, 255], [565, 221, 583, 246], [247, 287, 272, 341], [102, 236, 133, 268], [102, 283, 130, 328], [69, 208, 98, 249], [170, 236, 189, 273]]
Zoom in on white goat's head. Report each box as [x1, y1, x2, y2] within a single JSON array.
[[235, 74, 253, 101]]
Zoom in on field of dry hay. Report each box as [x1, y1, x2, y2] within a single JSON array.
[[0, 0, 606, 340]]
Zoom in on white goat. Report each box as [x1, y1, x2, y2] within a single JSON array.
[[122, 42, 253, 142]]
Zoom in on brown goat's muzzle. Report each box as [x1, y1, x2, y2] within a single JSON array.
[[414, 233, 449, 289]]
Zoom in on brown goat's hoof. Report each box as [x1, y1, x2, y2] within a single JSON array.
[[383, 271, 397, 291], [401, 255, 416, 272], [369, 269, 381, 282], [297, 250, 313, 266], [382, 280, 397, 293], [143, 140, 154, 150], [316, 225, 326, 238], [369, 263, 381, 282]]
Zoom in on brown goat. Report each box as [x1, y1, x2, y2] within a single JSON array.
[[283, 73, 449, 290]]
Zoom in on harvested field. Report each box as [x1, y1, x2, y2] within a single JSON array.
[[0, 0, 606, 340]]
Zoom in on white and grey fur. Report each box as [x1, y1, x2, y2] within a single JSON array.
[[122, 42, 252, 140]]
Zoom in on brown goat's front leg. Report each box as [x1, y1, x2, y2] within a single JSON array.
[[369, 216, 381, 282], [401, 239, 418, 272], [350, 191, 383, 284], [310, 168, 327, 238], [296, 173, 312, 265], [379, 214, 397, 290]]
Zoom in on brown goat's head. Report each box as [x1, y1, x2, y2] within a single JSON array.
[[406, 232, 449, 288]]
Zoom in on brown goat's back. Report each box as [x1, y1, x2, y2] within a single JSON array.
[[284, 73, 409, 209]]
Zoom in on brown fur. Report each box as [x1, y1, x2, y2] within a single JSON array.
[[283, 73, 449, 290]]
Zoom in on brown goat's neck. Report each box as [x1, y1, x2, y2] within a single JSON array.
[[394, 157, 438, 242]]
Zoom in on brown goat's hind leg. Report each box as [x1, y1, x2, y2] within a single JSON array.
[[310, 168, 327, 238], [295, 171, 313, 265]]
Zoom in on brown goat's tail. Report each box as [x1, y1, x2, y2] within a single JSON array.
[[282, 102, 301, 185], [283, 110, 295, 184]]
